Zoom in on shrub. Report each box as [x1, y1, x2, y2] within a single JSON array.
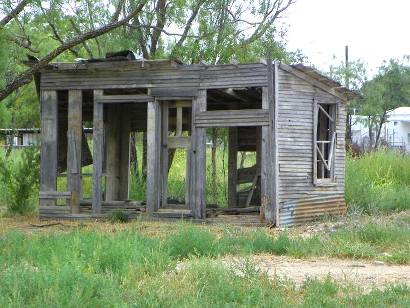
[[109, 210, 130, 223], [0, 147, 39, 215]]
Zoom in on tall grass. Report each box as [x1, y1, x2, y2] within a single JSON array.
[[346, 149, 410, 213], [0, 147, 39, 215], [0, 222, 409, 306]]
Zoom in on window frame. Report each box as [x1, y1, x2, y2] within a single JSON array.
[[313, 98, 338, 186]]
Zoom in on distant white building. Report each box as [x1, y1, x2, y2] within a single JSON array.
[[0, 128, 41, 148], [351, 107, 410, 152], [386, 107, 410, 152]]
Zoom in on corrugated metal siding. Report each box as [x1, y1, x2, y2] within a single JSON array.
[[279, 195, 346, 226], [278, 68, 347, 226]]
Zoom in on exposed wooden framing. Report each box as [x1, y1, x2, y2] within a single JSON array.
[[318, 104, 334, 122], [146, 100, 161, 213], [150, 88, 198, 97], [92, 90, 104, 214], [261, 60, 278, 225], [38, 59, 351, 225], [161, 101, 169, 208], [195, 109, 270, 127], [185, 148, 190, 207], [67, 90, 82, 213], [40, 191, 71, 199], [228, 127, 238, 208], [191, 90, 207, 219], [313, 98, 318, 185], [105, 105, 121, 200], [176, 105, 183, 136], [119, 108, 130, 199], [94, 94, 154, 103], [168, 101, 192, 108], [167, 136, 190, 149], [40, 90, 58, 207], [273, 62, 280, 226]]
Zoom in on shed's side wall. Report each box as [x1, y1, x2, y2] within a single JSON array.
[[278, 68, 346, 226]]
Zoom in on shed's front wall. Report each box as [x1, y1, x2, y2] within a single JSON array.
[[278, 68, 347, 225]]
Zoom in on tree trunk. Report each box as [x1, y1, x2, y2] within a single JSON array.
[[375, 111, 387, 149], [368, 117, 374, 150]]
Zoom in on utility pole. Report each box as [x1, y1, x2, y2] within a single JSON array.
[[345, 45, 353, 145]]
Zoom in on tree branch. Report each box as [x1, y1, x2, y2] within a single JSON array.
[[0, 0, 30, 27], [0, 0, 148, 102], [7, 34, 39, 53], [150, 0, 167, 55], [240, 0, 294, 46], [173, 0, 206, 50], [112, 0, 127, 22], [69, 19, 94, 58], [48, 21, 79, 57]]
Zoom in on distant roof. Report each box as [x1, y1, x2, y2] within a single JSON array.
[[388, 107, 410, 115]]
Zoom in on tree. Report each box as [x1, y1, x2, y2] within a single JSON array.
[[328, 58, 367, 144], [0, 0, 297, 102], [358, 58, 410, 149]]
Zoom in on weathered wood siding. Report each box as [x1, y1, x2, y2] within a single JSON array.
[[40, 63, 268, 90], [277, 68, 346, 226]]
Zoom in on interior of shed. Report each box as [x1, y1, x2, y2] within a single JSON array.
[[51, 86, 265, 219]]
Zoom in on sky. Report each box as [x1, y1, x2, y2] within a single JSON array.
[[282, 0, 410, 75]]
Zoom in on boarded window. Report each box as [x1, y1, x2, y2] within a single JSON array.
[[314, 101, 336, 184]]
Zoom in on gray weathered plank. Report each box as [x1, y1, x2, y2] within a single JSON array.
[[40, 90, 58, 206], [67, 90, 82, 213], [92, 91, 104, 214], [228, 127, 238, 208]]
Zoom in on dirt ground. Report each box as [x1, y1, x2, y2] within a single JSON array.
[[177, 255, 410, 291]]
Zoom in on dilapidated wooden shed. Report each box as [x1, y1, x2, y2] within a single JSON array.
[[37, 55, 357, 226]]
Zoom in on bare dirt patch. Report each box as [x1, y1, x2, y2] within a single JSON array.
[[177, 255, 410, 291]]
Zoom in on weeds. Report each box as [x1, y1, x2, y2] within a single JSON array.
[[0, 147, 39, 215], [346, 150, 410, 213], [109, 210, 130, 223]]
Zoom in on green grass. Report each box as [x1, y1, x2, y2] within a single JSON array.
[[346, 149, 410, 213], [0, 221, 409, 307]]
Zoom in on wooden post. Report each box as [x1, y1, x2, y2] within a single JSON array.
[[40, 90, 58, 206], [228, 127, 238, 208], [161, 102, 169, 208], [261, 59, 279, 225], [146, 100, 161, 213], [119, 108, 130, 200], [191, 90, 207, 219], [67, 90, 82, 213], [105, 105, 121, 200], [92, 90, 104, 214]]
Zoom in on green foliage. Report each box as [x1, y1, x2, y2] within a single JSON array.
[[0, 223, 409, 306], [109, 209, 130, 223], [346, 150, 410, 213], [0, 147, 39, 215]]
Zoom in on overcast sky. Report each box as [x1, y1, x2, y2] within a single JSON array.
[[282, 0, 410, 75]]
